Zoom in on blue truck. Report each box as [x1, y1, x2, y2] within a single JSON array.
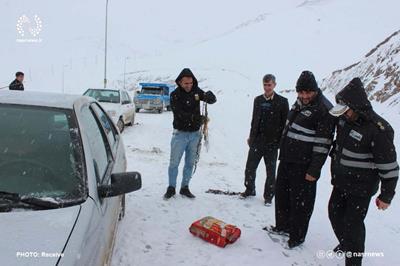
[[134, 83, 175, 113]]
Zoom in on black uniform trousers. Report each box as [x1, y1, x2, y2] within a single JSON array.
[[244, 143, 278, 201], [328, 187, 371, 266], [275, 161, 317, 242]]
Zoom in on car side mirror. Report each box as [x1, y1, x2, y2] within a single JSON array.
[[98, 171, 142, 198]]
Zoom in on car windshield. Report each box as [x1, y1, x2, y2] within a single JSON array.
[[0, 104, 85, 205], [84, 89, 120, 103], [141, 87, 163, 95]]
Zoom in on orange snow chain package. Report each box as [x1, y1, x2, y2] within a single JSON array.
[[189, 216, 241, 248]]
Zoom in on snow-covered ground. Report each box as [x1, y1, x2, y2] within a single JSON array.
[[111, 77, 400, 266]]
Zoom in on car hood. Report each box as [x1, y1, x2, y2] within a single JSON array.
[[0, 205, 81, 266]]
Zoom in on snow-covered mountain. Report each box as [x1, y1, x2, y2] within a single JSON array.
[[321, 30, 400, 106], [1, 0, 400, 94]]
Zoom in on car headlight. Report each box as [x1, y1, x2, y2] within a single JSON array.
[[107, 110, 117, 117]]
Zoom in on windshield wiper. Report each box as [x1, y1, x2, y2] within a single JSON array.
[[0, 191, 20, 200], [0, 191, 61, 210], [20, 196, 61, 209]]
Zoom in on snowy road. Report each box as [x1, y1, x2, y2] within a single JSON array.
[[111, 101, 400, 266]]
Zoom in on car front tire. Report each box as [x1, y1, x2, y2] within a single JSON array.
[[127, 114, 135, 126], [117, 118, 124, 133], [158, 104, 164, 114]]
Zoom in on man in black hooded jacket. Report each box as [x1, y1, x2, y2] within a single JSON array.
[[328, 78, 398, 266], [164, 68, 217, 199]]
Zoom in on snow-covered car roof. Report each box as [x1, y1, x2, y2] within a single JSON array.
[[0, 90, 92, 109], [86, 88, 128, 92]]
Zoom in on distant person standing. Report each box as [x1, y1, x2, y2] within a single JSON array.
[[9, 72, 25, 91], [164, 68, 217, 200], [240, 74, 289, 206]]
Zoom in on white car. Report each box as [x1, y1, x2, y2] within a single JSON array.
[[84, 88, 136, 132], [0, 90, 141, 266]]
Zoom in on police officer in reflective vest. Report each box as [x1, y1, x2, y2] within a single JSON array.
[[271, 71, 335, 248], [328, 78, 398, 266]]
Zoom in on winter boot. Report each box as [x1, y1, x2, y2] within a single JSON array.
[[263, 225, 289, 237], [288, 238, 304, 249], [180, 186, 195, 198], [264, 198, 272, 206], [240, 189, 256, 198], [164, 186, 176, 200]]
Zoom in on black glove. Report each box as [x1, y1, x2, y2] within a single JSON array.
[[200, 115, 208, 125], [203, 91, 217, 104], [193, 115, 207, 125]]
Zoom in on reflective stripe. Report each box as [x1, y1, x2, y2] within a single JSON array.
[[291, 123, 316, 135], [342, 148, 373, 159], [313, 146, 329, 154], [287, 131, 315, 142], [314, 137, 332, 145], [379, 170, 399, 179], [376, 162, 399, 171], [340, 159, 375, 169], [287, 131, 332, 145]]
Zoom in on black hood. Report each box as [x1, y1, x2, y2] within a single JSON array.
[[335, 78, 372, 115], [175, 68, 198, 89]]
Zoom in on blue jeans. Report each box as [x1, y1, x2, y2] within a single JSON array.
[[168, 130, 201, 188]]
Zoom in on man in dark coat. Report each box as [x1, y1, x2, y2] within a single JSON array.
[[9, 72, 25, 91], [240, 74, 289, 206], [269, 71, 335, 248], [328, 78, 398, 266], [164, 68, 217, 199]]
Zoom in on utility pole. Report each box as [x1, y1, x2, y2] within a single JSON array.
[[104, 0, 109, 88]]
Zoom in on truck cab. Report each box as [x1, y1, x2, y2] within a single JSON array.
[[134, 83, 175, 113]]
